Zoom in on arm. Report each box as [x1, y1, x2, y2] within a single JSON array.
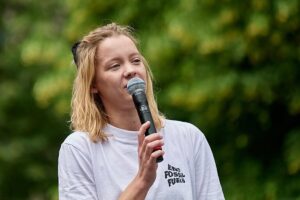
[[118, 122, 165, 200]]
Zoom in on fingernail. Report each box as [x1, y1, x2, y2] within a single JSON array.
[[153, 146, 162, 151]]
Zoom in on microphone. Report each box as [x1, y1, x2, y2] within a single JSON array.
[[127, 77, 163, 163]]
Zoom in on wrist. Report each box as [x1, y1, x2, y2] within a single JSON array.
[[133, 176, 152, 192], [118, 176, 152, 200]]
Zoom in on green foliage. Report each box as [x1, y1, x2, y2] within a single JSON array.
[[0, 0, 299, 199]]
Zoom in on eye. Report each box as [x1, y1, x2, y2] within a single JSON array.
[[132, 57, 141, 65], [108, 63, 120, 71]]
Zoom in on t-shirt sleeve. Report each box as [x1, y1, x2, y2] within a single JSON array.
[[58, 142, 98, 200], [191, 126, 225, 200]]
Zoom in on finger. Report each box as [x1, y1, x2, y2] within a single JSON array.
[[152, 132, 163, 151], [138, 121, 150, 156], [143, 139, 164, 161], [138, 122, 162, 153], [144, 150, 164, 171], [149, 149, 165, 163], [153, 146, 162, 151]]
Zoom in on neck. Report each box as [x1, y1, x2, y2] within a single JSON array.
[[106, 107, 141, 131]]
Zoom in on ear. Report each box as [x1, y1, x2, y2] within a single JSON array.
[[91, 87, 98, 94]]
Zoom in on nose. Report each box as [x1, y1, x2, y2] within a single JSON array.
[[124, 63, 136, 78]]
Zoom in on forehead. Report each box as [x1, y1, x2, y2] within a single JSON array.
[[96, 35, 139, 58]]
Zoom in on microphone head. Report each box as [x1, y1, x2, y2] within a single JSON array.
[[127, 77, 145, 95]]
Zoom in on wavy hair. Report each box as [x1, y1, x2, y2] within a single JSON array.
[[70, 23, 164, 142]]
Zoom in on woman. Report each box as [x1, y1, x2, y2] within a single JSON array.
[[58, 23, 225, 200]]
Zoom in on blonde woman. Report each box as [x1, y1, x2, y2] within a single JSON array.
[[58, 23, 224, 200]]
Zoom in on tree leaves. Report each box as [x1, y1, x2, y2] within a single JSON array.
[[0, 0, 299, 199]]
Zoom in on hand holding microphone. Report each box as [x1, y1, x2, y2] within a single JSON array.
[[127, 77, 164, 163]]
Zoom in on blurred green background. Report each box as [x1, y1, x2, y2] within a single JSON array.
[[0, 0, 299, 199]]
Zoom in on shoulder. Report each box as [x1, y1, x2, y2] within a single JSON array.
[[164, 119, 204, 135], [164, 119, 199, 129], [60, 131, 94, 154], [63, 131, 91, 144], [163, 119, 205, 142]]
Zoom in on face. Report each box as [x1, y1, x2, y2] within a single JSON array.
[[92, 35, 147, 111]]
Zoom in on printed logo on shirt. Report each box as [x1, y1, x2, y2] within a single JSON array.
[[164, 164, 186, 187]]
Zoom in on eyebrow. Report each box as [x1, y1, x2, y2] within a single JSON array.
[[129, 52, 141, 57], [96, 52, 141, 65]]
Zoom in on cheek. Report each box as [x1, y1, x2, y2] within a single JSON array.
[[93, 74, 108, 92], [94, 74, 120, 93], [93, 69, 110, 86], [139, 66, 148, 79]]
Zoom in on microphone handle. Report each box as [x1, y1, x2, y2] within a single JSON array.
[[138, 107, 157, 136], [132, 91, 163, 163]]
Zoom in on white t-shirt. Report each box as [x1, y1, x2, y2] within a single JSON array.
[[58, 119, 225, 200]]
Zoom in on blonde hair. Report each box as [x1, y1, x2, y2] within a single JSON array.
[[71, 23, 164, 142]]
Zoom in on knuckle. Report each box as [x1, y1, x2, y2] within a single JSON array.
[[146, 143, 153, 149], [144, 137, 150, 143]]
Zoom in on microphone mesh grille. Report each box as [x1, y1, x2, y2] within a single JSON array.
[[127, 77, 145, 95]]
